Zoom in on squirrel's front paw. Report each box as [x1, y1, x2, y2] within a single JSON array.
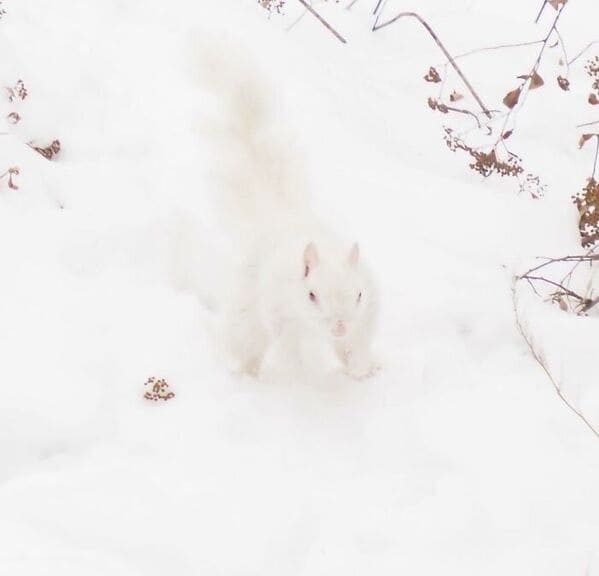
[[344, 360, 381, 381]]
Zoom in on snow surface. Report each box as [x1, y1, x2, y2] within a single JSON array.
[[2, 0, 599, 574]]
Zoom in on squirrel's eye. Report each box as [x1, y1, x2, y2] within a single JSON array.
[[309, 291, 317, 303]]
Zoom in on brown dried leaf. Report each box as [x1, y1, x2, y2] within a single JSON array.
[[548, 0, 567, 9], [502, 130, 513, 140], [29, 139, 61, 160], [503, 87, 521, 109], [589, 93, 599, 105], [449, 90, 463, 102], [423, 67, 441, 83], [7, 167, 19, 190], [437, 103, 449, 114], [530, 71, 545, 89], [6, 111, 20, 124], [557, 75, 570, 91], [579, 133, 597, 148]]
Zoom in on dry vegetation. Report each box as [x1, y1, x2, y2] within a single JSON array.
[[143, 377, 176, 402]]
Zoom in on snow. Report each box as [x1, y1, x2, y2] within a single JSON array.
[[2, 0, 599, 574]]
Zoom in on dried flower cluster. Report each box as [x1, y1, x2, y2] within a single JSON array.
[[573, 177, 599, 247], [259, 0, 285, 13], [443, 128, 524, 178], [5, 80, 27, 125], [519, 173, 546, 199], [143, 377, 175, 402], [6, 79, 27, 102], [586, 56, 599, 105]]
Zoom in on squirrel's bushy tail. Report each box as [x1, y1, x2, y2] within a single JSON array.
[[192, 37, 308, 235]]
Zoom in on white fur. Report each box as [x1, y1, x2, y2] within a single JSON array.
[[198, 45, 379, 380]]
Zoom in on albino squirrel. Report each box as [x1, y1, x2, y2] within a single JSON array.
[[198, 44, 379, 380]]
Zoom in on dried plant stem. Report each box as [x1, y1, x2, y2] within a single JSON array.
[[512, 283, 599, 440], [593, 136, 599, 180], [296, 0, 347, 44], [568, 40, 599, 66], [373, 12, 492, 119], [522, 275, 585, 302], [373, 0, 385, 15], [534, 0, 549, 24], [452, 39, 545, 62], [495, 4, 567, 145], [518, 251, 599, 313], [521, 253, 599, 277], [444, 105, 484, 128]]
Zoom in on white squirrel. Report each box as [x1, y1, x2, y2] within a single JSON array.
[[198, 43, 379, 380]]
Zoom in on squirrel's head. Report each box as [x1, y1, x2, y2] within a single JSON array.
[[301, 241, 372, 339]]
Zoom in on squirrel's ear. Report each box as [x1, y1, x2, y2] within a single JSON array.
[[348, 242, 360, 266], [303, 242, 319, 277]]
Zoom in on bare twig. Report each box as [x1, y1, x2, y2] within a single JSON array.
[[520, 253, 599, 278], [534, 0, 549, 24], [296, 0, 347, 44], [451, 39, 545, 62], [495, 3, 567, 145], [568, 40, 599, 66], [554, 27, 569, 75], [521, 275, 585, 302], [593, 136, 599, 180], [517, 250, 599, 314], [512, 282, 599, 440], [373, 0, 385, 15], [373, 12, 492, 119], [444, 105, 484, 128], [577, 120, 599, 128]]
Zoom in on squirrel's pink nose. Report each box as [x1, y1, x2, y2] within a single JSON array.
[[332, 320, 346, 337]]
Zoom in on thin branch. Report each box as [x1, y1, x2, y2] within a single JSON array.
[[452, 39, 545, 62], [444, 105, 484, 128], [577, 120, 599, 128], [568, 40, 599, 66], [296, 0, 347, 44], [495, 3, 567, 147], [554, 27, 569, 75], [521, 275, 585, 302], [512, 283, 599, 440], [373, 12, 492, 119], [373, 0, 385, 15], [519, 253, 599, 278], [534, 0, 549, 24], [593, 136, 599, 181], [286, 7, 309, 32]]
